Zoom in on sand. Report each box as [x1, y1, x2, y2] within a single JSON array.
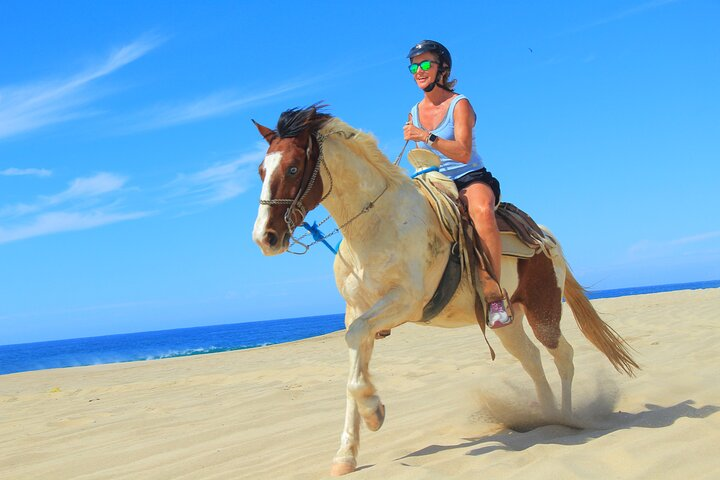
[[1, 288, 719, 479]]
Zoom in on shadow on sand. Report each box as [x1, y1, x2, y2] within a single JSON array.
[[396, 400, 719, 459]]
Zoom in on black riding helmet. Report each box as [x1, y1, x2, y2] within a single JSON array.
[[407, 40, 453, 92]]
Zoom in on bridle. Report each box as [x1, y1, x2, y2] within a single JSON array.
[[259, 129, 393, 255], [258, 131, 337, 254], [259, 132, 331, 228]]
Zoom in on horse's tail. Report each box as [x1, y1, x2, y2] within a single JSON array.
[[564, 266, 639, 376]]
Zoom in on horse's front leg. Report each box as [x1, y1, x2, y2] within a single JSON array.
[[331, 288, 420, 476], [330, 391, 361, 476]]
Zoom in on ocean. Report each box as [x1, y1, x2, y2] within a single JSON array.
[[1, 280, 718, 376]]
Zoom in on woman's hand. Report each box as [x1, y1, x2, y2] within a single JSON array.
[[403, 123, 427, 142]]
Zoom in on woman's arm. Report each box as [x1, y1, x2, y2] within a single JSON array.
[[403, 99, 476, 163]]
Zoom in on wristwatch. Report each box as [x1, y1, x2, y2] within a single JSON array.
[[426, 133, 438, 146]]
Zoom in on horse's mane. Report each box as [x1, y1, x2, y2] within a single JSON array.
[[275, 104, 408, 187], [320, 118, 409, 187], [276, 103, 331, 138]]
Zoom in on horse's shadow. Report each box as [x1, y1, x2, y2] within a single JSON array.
[[397, 400, 719, 459]]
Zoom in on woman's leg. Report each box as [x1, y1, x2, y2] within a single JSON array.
[[459, 182, 510, 327], [460, 182, 502, 288]]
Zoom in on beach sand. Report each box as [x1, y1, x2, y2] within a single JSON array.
[[1, 288, 719, 479]]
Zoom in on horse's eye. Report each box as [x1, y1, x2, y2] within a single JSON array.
[[288, 166, 298, 175]]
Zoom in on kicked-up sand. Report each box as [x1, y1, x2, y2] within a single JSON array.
[[1, 288, 719, 479]]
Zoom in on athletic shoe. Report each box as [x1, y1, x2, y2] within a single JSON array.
[[488, 301, 512, 328]]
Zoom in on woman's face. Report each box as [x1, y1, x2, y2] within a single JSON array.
[[410, 52, 439, 91]]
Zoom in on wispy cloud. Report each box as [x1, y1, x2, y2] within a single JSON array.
[[627, 230, 720, 258], [122, 55, 397, 133], [126, 76, 327, 132], [669, 231, 720, 246], [0, 167, 52, 177], [0, 172, 151, 244], [562, 0, 683, 35], [48, 172, 128, 204], [0, 142, 268, 244], [0, 210, 151, 244], [164, 145, 265, 207], [0, 34, 164, 140], [0, 172, 129, 218]]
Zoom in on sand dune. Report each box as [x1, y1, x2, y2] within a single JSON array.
[[1, 288, 719, 479]]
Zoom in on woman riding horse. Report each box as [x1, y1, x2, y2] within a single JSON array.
[[251, 103, 638, 476], [403, 40, 511, 328]]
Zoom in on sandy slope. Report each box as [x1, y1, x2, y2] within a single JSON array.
[[1, 288, 719, 479]]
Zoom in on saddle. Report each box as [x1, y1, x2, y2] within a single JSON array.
[[407, 149, 556, 351], [409, 149, 552, 259]]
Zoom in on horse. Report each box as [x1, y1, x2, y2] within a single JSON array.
[[251, 105, 638, 476]]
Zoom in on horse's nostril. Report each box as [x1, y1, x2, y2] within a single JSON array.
[[266, 231, 278, 247]]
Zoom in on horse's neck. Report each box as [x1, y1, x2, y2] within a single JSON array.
[[319, 139, 409, 247]]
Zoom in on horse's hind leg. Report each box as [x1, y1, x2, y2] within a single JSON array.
[[516, 253, 575, 418], [546, 335, 574, 418], [492, 305, 556, 415]]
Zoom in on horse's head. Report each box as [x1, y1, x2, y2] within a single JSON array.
[[252, 105, 331, 255]]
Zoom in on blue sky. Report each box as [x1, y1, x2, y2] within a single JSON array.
[[1, 0, 718, 345]]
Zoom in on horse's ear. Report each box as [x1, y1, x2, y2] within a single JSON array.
[[252, 120, 276, 144]]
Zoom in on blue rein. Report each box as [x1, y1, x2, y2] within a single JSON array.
[[411, 166, 440, 178]]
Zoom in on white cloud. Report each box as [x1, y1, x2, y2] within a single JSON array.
[[126, 76, 325, 132], [0, 167, 52, 177], [627, 230, 720, 258], [670, 231, 720, 246], [165, 145, 265, 206], [0, 171, 149, 244], [0, 172, 128, 218], [48, 172, 127, 204], [123, 56, 400, 133], [0, 34, 164, 140], [561, 0, 683, 35], [0, 143, 267, 244], [0, 210, 151, 244]]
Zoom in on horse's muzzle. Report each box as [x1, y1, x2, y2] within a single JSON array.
[[253, 227, 289, 256]]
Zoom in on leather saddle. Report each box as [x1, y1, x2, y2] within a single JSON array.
[[375, 150, 552, 342], [407, 149, 553, 324]]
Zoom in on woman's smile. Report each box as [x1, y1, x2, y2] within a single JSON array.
[[411, 52, 438, 88]]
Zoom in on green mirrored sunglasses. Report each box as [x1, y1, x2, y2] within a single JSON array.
[[408, 60, 439, 74]]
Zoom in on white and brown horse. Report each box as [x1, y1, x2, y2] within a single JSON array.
[[251, 105, 637, 476]]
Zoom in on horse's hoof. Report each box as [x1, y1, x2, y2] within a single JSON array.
[[365, 402, 385, 431], [330, 461, 356, 476]]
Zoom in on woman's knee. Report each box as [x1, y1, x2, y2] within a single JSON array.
[[468, 201, 495, 223]]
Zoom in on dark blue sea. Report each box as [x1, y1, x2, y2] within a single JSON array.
[[1, 280, 718, 376]]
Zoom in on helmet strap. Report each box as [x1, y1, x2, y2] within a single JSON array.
[[423, 68, 453, 93]]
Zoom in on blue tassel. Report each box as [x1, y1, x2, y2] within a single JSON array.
[[302, 222, 338, 255]]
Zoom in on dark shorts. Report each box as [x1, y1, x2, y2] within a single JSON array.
[[453, 168, 501, 206]]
